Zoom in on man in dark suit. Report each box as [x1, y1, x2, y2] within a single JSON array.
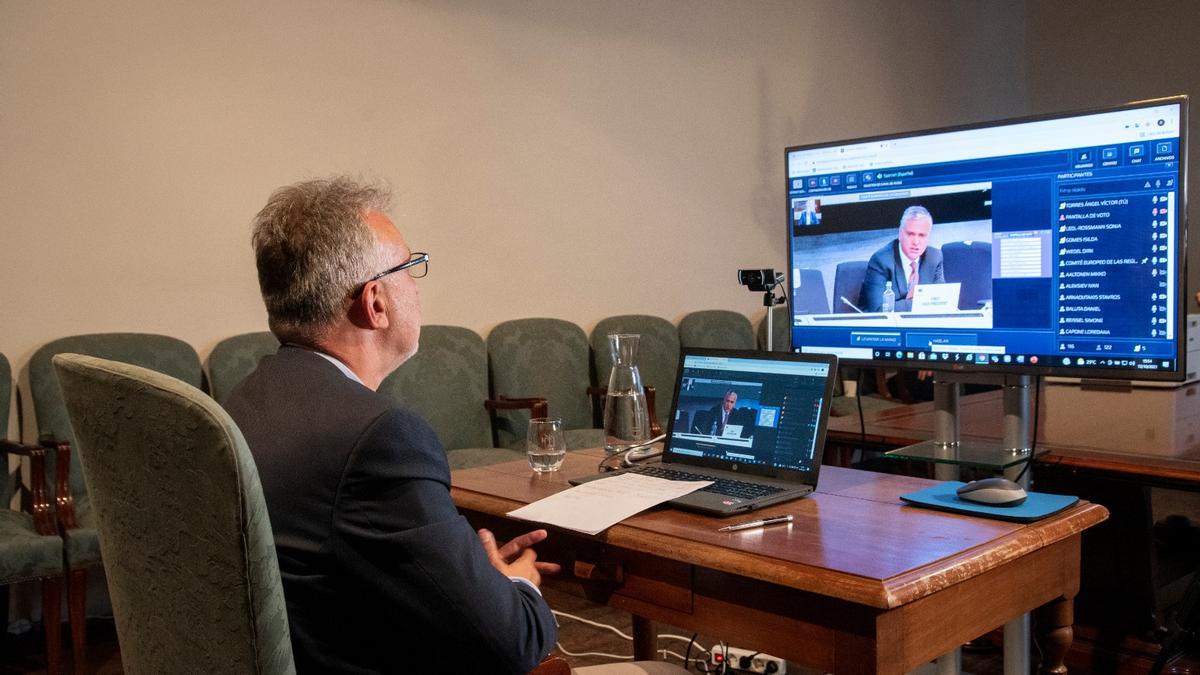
[[861, 205, 945, 312], [225, 178, 557, 674], [709, 390, 738, 436]]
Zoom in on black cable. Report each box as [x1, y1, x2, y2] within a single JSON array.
[[1013, 375, 1041, 484], [683, 633, 697, 672]]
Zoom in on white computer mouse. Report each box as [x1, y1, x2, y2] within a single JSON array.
[[955, 477, 1027, 507]]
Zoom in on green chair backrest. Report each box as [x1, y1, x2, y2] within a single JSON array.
[[590, 315, 680, 428], [678, 310, 755, 350], [29, 333, 203, 497], [208, 332, 280, 406], [378, 325, 492, 451], [53, 354, 295, 674], [487, 318, 592, 446]]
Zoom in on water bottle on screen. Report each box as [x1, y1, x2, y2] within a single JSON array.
[[603, 333, 650, 455], [882, 281, 895, 313]]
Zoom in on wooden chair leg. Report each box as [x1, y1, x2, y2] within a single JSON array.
[[68, 569, 86, 675], [42, 577, 63, 675]]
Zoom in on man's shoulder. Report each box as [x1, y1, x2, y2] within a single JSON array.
[[868, 239, 897, 263], [924, 245, 944, 264], [226, 347, 397, 426]]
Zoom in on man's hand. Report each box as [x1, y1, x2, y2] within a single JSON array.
[[478, 528, 562, 587]]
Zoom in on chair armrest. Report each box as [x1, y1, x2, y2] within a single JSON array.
[[483, 397, 550, 447], [587, 386, 607, 428], [644, 385, 663, 437], [587, 386, 664, 437], [0, 440, 58, 536], [528, 655, 571, 675], [39, 435, 79, 532], [484, 397, 549, 419]]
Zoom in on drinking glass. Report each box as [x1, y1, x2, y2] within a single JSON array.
[[527, 417, 567, 472]]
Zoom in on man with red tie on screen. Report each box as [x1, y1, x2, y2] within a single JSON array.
[[861, 205, 945, 312]]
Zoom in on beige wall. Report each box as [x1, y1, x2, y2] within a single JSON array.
[[1025, 0, 1198, 290], [0, 0, 1027, 440]]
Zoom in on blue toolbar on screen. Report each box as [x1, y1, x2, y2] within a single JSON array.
[[785, 99, 1186, 379]]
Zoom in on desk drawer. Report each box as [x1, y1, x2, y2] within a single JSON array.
[[569, 543, 693, 614]]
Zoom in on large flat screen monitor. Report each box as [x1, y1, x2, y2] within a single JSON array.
[[785, 96, 1188, 380]]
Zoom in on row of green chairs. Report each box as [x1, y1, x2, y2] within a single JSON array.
[[205, 310, 766, 464], [3, 308, 772, 669]]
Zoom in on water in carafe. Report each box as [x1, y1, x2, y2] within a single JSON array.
[[603, 334, 650, 455]]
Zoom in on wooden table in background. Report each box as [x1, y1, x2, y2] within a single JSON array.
[[825, 389, 1200, 482], [451, 451, 1107, 674]]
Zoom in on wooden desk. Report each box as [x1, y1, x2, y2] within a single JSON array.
[[451, 452, 1107, 674], [826, 389, 1200, 667]]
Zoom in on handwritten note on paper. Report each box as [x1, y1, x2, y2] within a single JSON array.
[[507, 473, 713, 535]]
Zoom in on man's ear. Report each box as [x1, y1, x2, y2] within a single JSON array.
[[353, 282, 390, 329]]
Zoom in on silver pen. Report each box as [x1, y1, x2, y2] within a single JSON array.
[[717, 514, 793, 532]]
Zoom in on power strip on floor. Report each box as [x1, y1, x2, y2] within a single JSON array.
[[710, 645, 786, 674]]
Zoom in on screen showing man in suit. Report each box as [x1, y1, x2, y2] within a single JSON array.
[[787, 184, 995, 332], [793, 198, 822, 225], [710, 389, 738, 435], [675, 378, 762, 445], [862, 205, 944, 312]]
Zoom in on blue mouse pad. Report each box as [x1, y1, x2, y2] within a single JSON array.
[[899, 482, 1079, 523]]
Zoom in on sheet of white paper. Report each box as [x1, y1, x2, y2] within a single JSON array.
[[506, 473, 713, 535]]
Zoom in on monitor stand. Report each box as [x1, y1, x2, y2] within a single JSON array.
[[888, 371, 1037, 675], [887, 372, 1037, 488]]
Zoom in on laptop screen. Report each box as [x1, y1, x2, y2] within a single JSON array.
[[664, 349, 837, 479]]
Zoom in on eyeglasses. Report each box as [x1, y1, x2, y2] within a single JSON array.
[[351, 251, 429, 298]]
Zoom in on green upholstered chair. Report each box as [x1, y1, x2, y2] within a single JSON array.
[[487, 318, 603, 450], [51, 354, 294, 675], [589, 315, 679, 434], [207, 332, 279, 406], [755, 305, 791, 353], [27, 333, 203, 669], [677, 310, 755, 350], [379, 325, 523, 469], [0, 354, 64, 675]]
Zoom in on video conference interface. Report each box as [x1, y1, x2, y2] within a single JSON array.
[[786, 101, 1184, 375], [668, 355, 829, 473]]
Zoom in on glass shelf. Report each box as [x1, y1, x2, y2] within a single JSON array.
[[885, 440, 1047, 471]]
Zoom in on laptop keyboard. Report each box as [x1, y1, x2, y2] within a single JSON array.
[[628, 465, 785, 500]]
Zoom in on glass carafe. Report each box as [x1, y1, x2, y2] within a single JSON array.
[[603, 333, 650, 455]]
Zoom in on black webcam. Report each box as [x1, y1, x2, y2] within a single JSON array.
[[737, 268, 784, 292]]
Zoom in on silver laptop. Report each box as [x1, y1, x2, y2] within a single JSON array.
[[572, 348, 838, 516]]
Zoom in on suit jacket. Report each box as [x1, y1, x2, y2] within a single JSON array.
[[225, 346, 556, 674], [709, 405, 730, 436], [861, 239, 945, 312]]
